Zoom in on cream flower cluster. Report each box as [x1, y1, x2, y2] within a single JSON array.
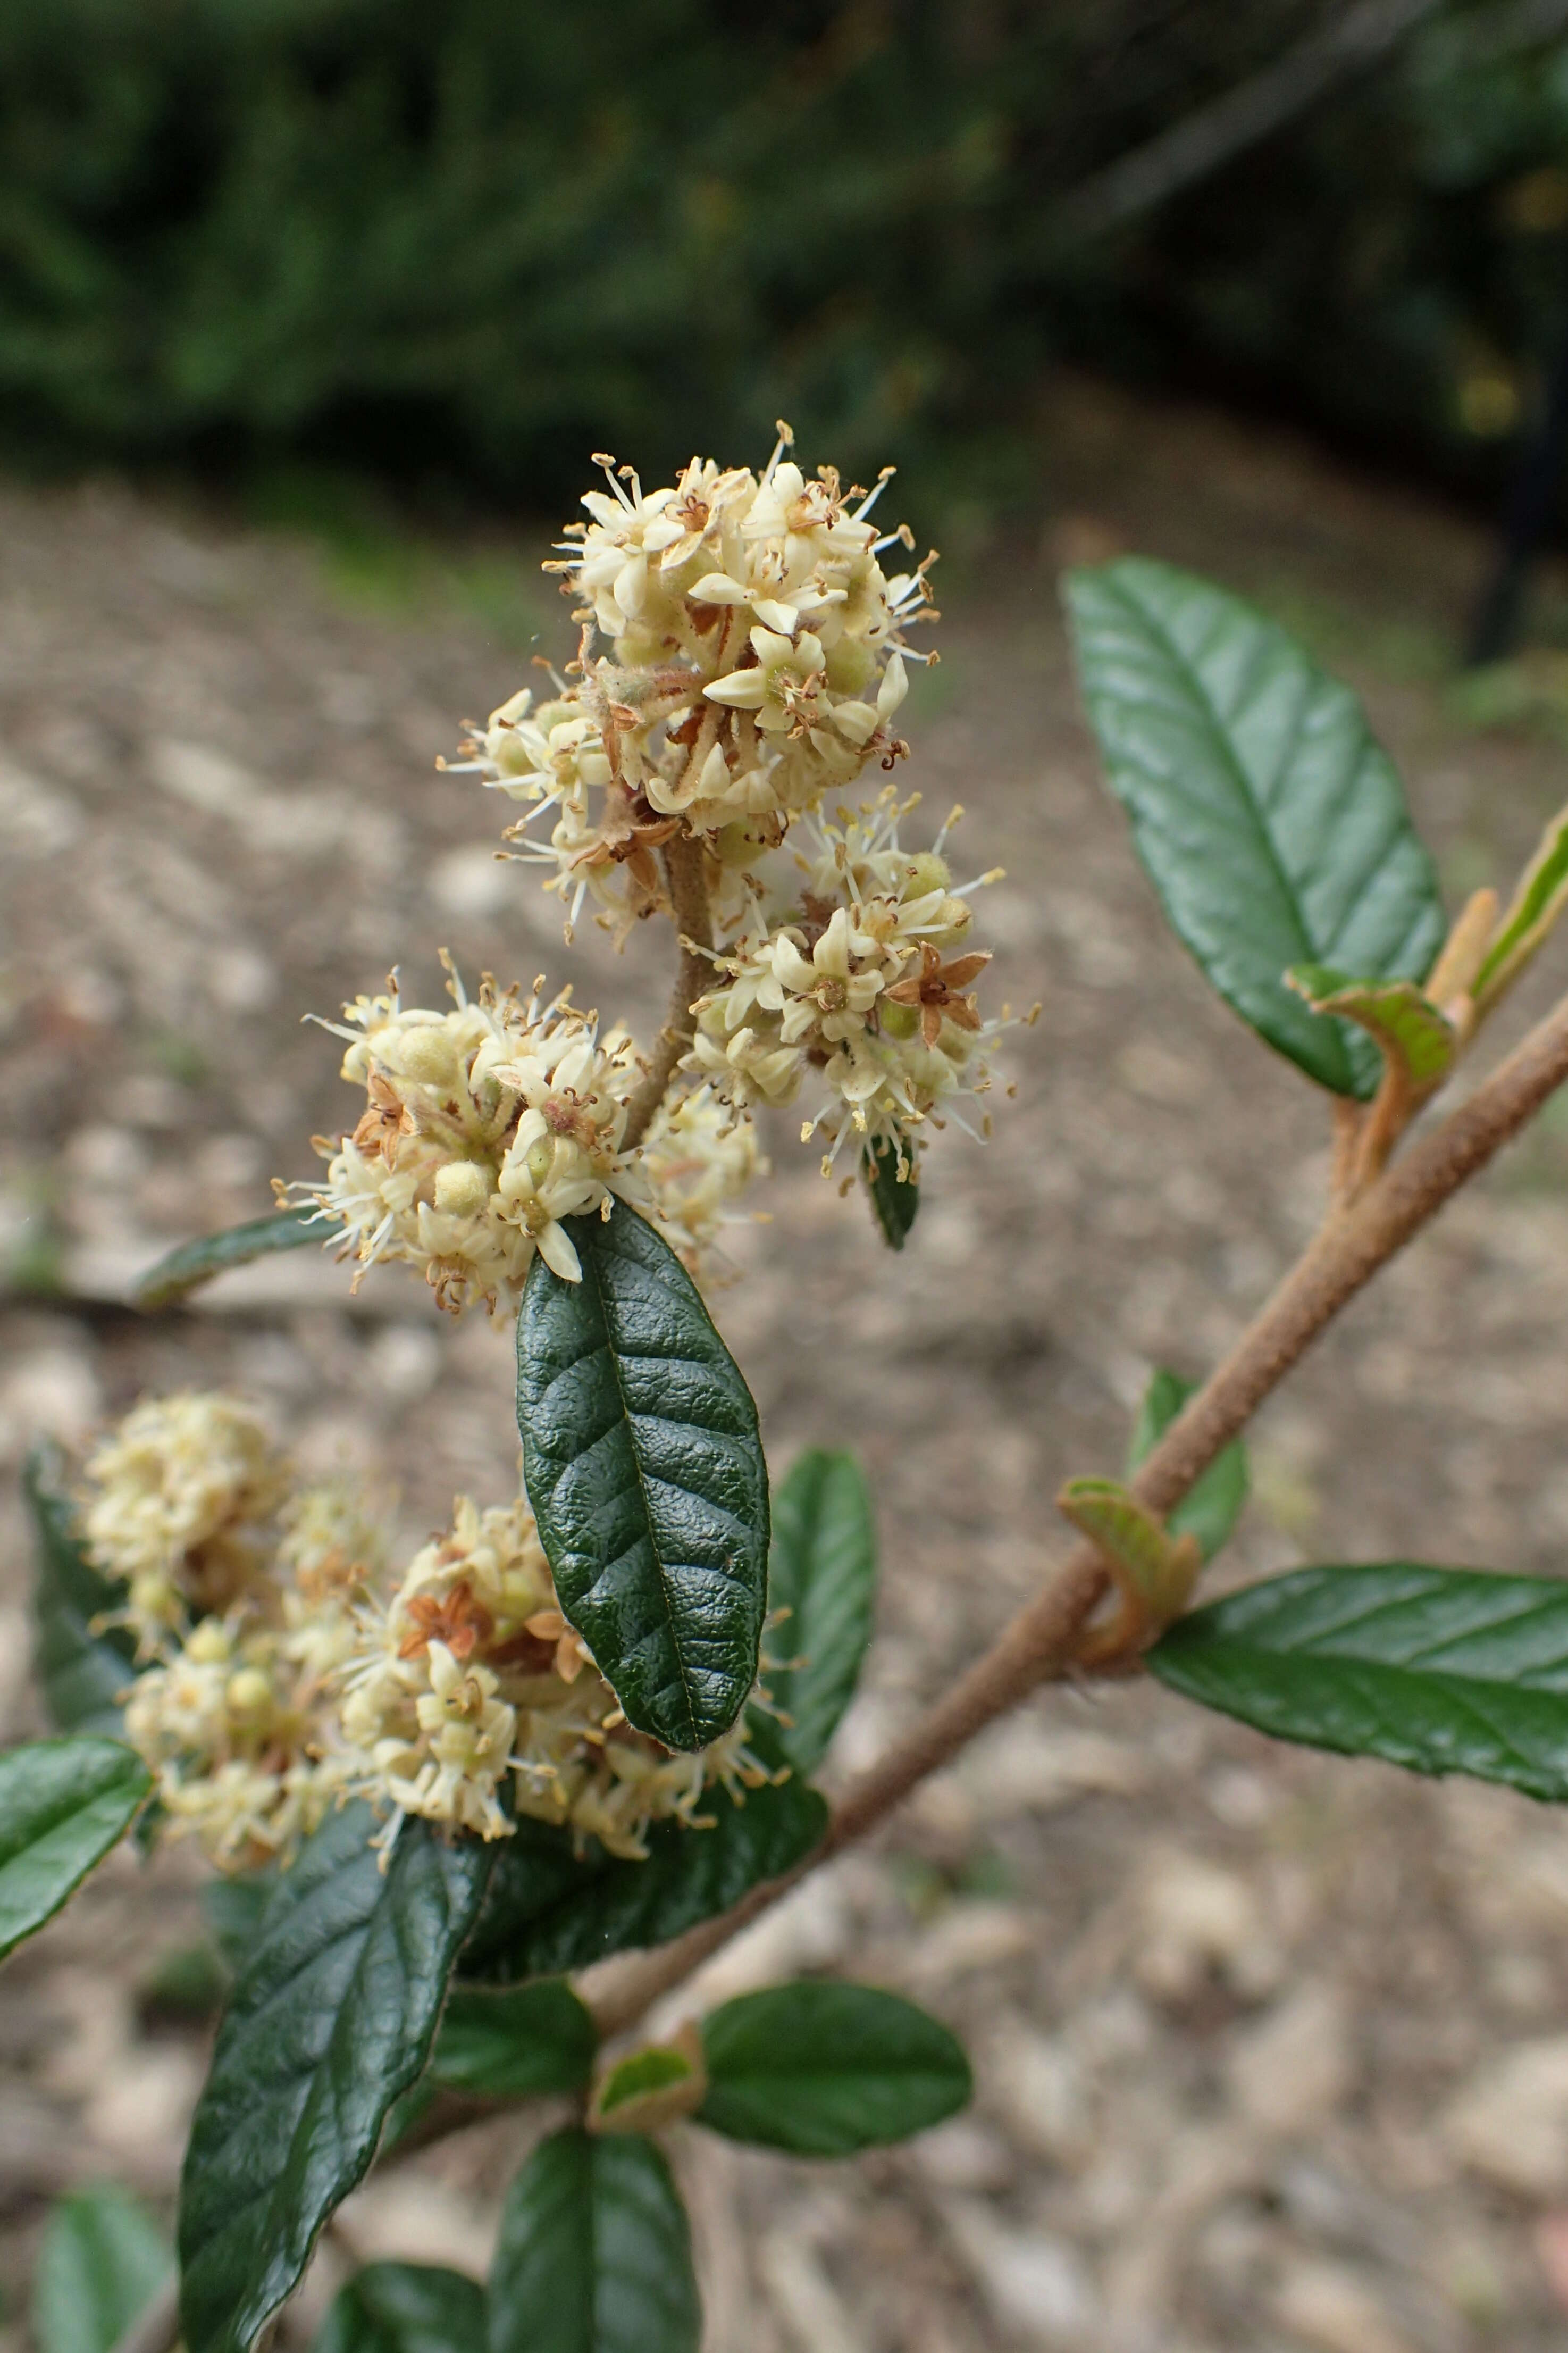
[[690, 790, 1012, 1173], [295, 963, 646, 1306], [79, 1396, 770, 1871], [445, 430, 937, 933], [639, 1086, 767, 1280]]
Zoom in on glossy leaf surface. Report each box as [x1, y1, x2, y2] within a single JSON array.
[[313, 2265, 487, 2353], [489, 2128, 699, 2353], [698, 1981, 971, 2156], [1150, 1564, 1568, 1798], [516, 1198, 768, 1751], [0, 1737, 149, 1957], [1064, 558, 1445, 1097], [179, 1804, 491, 2353], [33, 2187, 171, 2353], [460, 1722, 825, 1984], [766, 1449, 877, 1774], [430, 1980, 597, 2099], [133, 1206, 321, 1308], [1127, 1369, 1248, 1564], [26, 1448, 139, 1734]]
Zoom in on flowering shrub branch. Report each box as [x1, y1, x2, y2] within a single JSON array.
[[12, 454, 1568, 2353]]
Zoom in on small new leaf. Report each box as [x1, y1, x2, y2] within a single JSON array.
[[1058, 1478, 1200, 1622], [489, 2128, 700, 2353], [312, 2265, 488, 2353], [697, 1981, 971, 2156], [431, 1981, 597, 2100], [33, 2186, 173, 2353], [1474, 797, 1568, 1012], [767, 1449, 877, 1774], [132, 1206, 321, 1310], [1286, 965, 1454, 1093], [459, 1717, 825, 1984], [26, 1447, 139, 1735], [590, 2028, 707, 2135], [178, 1804, 491, 2353], [1064, 558, 1446, 1098], [517, 1198, 769, 1753], [1127, 1369, 1248, 1565], [0, 1737, 150, 1958], [1150, 1563, 1568, 1799], [862, 1136, 919, 1249]]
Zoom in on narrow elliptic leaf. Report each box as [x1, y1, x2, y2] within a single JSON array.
[[517, 1198, 769, 1751], [1064, 559, 1446, 1098], [431, 1980, 597, 2099], [1148, 1564, 1568, 1799], [313, 2265, 488, 2353], [0, 1738, 150, 1958], [132, 1206, 321, 1309], [1286, 964, 1454, 1091], [489, 2128, 699, 2353], [178, 1803, 492, 2353], [697, 1981, 972, 2156], [766, 1449, 877, 1774], [459, 1721, 825, 1984], [1476, 797, 1568, 1007], [26, 1447, 139, 1735], [1127, 1369, 1248, 1565], [33, 2186, 173, 2353], [862, 1137, 920, 1249]]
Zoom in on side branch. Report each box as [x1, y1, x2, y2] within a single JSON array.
[[621, 831, 713, 1150], [583, 988, 1568, 2040]]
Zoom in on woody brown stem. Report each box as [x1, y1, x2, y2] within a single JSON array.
[[621, 832, 714, 1151], [578, 984, 1568, 2041]]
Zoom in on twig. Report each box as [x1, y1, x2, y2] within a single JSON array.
[[621, 833, 713, 1151], [105, 2276, 179, 2353], [579, 984, 1568, 2040], [1048, 0, 1444, 246]]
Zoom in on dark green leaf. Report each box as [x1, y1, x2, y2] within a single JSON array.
[[32, 2186, 172, 2353], [698, 1981, 971, 2156], [1126, 1369, 1248, 1565], [489, 2128, 699, 2353], [202, 1871, 276, 1972], [430, 1981, 596, 2099], [862, 1137, 919, 1249], [313, 2265, 487, 2353], [0, 1738, 150, 1957], [459, 1720, 825, 1984], [132, 1207, 321, 1309], [1064, 559, 1445, 1098], [26, 1446, 139, 1735], [1149, 1564, 1568, 1799], [766, 1449, 876, 1775], [516, 1197, 768, 1752], [178, 1803, 492, 2353]]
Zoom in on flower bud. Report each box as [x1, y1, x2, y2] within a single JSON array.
[[434, 1159, 492, 1217], [225, 1667, 273, 1717], [186, 1619, 232, 1665], [879, 998, 920, 1042], [395, 1029, 458, 1086]]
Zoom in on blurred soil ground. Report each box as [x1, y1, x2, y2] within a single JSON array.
[[7, 376, 1568, 2350]]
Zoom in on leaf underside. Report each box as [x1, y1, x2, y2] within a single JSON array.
[[0, 1736, 150, 1957], [458, 1723, 825, 1984], [698, 1981, 972, 2156], [1064, 558, 1446, 1098], [26, 1447, 140, 1735], [1286, 964, 1454, 1089], [178, 1803, 491, 2353], [516, 1198, 769, 1752], [489, 2127, 699, 2353], [132, 1206, 321, 1309], [1148, 1563, 1568, 1799], [766, 1449, 877, 1775]]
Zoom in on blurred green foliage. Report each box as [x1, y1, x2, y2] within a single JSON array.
[[1, 0, 1567, 503]]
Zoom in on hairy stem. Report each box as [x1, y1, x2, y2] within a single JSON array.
[[581, 987, 1568, 2039], [621, 831, 714, 1150]]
